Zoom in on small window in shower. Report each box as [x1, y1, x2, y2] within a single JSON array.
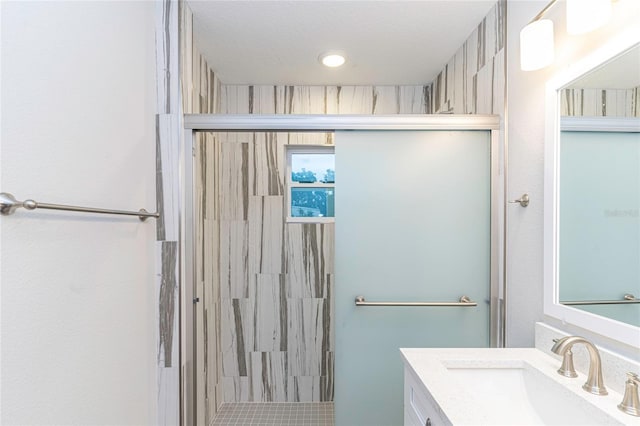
[[286, 145, 335, 222]]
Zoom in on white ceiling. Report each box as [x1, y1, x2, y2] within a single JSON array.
[[188, 0, 497, 86]]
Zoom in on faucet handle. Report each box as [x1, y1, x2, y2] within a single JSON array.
[[551, 338, 578, 377], [618, 372, 640, 417], [558, 349, 578, 378]]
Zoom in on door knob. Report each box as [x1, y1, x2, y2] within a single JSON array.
[[508, 193, 529, 207]]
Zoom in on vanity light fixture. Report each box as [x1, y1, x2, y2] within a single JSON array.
[[520, 0, 559, 71], [319, 52, 346, 68], [520, 0, 613, 71], [520, 19, 555, 71]]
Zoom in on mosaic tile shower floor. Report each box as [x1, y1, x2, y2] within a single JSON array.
[[211, 402, 335, 426]]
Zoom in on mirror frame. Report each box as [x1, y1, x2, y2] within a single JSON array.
[[544, 28, 640, 348]]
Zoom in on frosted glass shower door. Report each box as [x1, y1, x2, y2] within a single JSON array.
[[559, 131, 640, 326], [334, 130, 492, 426]]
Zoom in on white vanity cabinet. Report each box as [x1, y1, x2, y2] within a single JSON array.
[[403, 367, 449, 426], [400, 348, 637, 426]]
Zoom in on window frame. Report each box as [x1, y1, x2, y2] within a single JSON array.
[[285, 144, 335, 223]]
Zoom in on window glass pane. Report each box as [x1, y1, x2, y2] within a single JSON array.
[[291, 153, 335, 183], [291, 187, 335, 217]]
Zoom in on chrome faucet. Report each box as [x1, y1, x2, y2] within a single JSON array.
[[551, 336, 608, 395]]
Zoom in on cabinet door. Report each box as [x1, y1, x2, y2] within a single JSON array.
[[404, 369, 447, 426]]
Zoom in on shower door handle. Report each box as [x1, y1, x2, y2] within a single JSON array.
[[354, 295, 477, 307]]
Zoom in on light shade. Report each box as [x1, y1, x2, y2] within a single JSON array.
[[520, 19, 555, 71], [566, 0, 611, 35], [320, 53, 346, 68]]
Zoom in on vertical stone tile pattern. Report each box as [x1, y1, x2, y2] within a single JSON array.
[[428, 0, 506, 115], [195, 132, 223, 423], [156, 241, 179, 424], [213, 75, 358, 405], [250, 352, 288, 401], [249, 196, 284, 274], [286, 224, 333, 299], [213, 127, 335, 403], [252, 133, 286, 196], [180, 3, 223, 424], [156, 1, 181, 424], [184, 0, 506, 409], [220, 85, 429, 115], [181, 3, 221, 115], [561, 87, 640, 118]]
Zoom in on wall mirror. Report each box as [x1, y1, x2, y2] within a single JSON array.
[[544, 31, 640, 348]]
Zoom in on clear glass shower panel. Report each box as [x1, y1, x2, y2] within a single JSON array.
[[334, 130, 492, 426]]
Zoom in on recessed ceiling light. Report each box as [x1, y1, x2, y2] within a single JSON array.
[[320, 53, 346, 68]]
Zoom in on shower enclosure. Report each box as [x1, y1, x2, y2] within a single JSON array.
[[181, 115, 502, 426]]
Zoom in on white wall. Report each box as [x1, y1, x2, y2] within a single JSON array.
[[0, 2, 157, 424], [506, 0, 640, 349]]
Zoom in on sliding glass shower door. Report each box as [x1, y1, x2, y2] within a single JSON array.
[[334, 130, 495, 426]]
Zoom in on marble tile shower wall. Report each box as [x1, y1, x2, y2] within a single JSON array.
[[561, 87, 640, 117], [181, 3, 223, 423], [219, 85, 430, 114], [156, 1, 181, 424], [181, 3, 221, 116], [194, 131, 223, 421], [177, 0, 507, 410], [429, 0, 506, 115], [206, 129, 337, 403]]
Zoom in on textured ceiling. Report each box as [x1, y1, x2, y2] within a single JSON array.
[[188, 0, 497, 85]]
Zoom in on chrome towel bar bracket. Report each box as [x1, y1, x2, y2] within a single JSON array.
[[0, 192, 159, 222], [354, 295, 477, 307]]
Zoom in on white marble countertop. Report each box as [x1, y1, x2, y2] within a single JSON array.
[[400, 348, 640, 426]]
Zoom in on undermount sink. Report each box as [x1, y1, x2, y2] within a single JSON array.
[[445, 361, 618, 425], [400, 348, 637, 426]]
